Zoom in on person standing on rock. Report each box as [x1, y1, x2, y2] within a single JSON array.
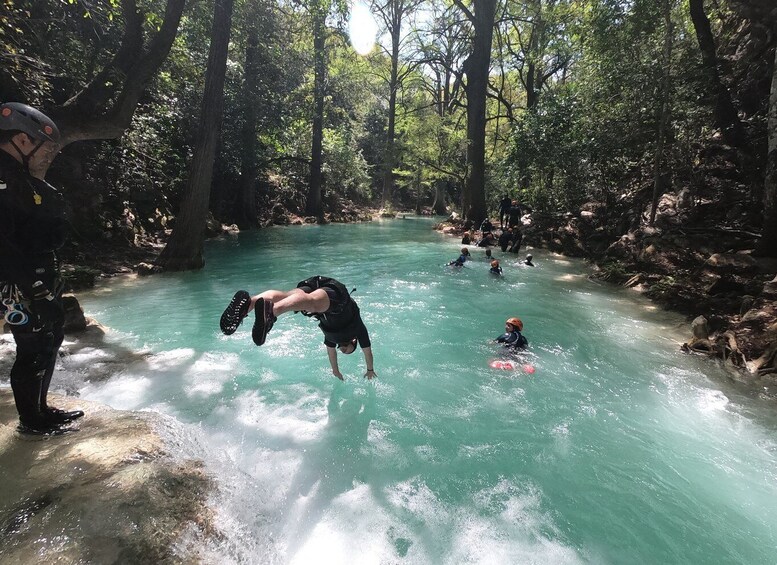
[[0, 102, 84, 435]]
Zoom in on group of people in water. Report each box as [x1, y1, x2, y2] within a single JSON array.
[[449, 201, 535, 277]]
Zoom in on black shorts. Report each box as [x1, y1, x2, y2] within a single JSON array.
[[298, 285, 341, 313]]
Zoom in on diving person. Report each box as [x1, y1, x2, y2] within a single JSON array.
[[220, 275, 376, 380], [0, 102, 84, 435], [489, 260, 503, 276]]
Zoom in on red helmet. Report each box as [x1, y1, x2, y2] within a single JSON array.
[[506, 317, 523, 331]]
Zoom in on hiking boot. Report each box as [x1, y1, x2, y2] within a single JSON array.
[[44, 407, 85, 425], [17, 419, 75, 436], [251, 298, 276, 346], [220, 290, 251, 335]]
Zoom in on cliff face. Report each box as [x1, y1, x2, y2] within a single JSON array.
[[0, 391, 216, 563]]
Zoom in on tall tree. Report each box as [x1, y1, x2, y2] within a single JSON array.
[[413, 5, 468, 215], [688, 0, 746, 148], [306, 2, 327, 221], [1, 0, 186, 178], [455, 0, 497, 224], [760, 44, 777, 255], [237, 3, 262, 228], [371, 0, 423, 209], [157, 0, 234, 270], [650, 0, 674, 225]]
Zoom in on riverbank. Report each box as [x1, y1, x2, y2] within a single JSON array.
[[0, 382, 215, 562]]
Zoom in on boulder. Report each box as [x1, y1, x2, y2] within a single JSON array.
[[691, 316, 709, 340], [62, 294, 87, 333], [705, 252, 759, 273], [137, 262, 162, 276], [763, 275, 777, 299], [741, 308, 770, 324]]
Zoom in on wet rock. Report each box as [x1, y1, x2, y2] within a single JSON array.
[[136, 262, 162, 276], [705, 252, 759, 273], [62, 294, 87, 333], [692, 316, 709, 339], [763, 275, 777, 299], [740, 295, 755, 315], [0, 391, 216, 563], [741, 308, 770, 324], [204, 213, 222, 237]]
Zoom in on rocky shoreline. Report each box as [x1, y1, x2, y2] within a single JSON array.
[[0, 389, 216, 562]]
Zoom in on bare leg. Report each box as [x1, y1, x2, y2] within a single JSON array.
[[248, 288, 331, 317]]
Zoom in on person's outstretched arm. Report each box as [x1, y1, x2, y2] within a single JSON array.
[[327, 346, 343, 380], [362, 346, 376, 380]]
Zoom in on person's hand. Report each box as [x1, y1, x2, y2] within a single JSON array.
[[364, 369, 376, 380], [31, 294, 64, 326], [332, 369, 344, 380]]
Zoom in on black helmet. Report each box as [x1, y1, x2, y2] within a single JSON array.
[[0, 102, 60, 143]]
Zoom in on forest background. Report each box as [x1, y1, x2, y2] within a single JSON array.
[[1, 0, 776, 374]]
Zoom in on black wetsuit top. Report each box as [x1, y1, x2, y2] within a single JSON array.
[[496, 329, 528, 349], [0, 150, 66, 296], [296, 275, 371, 348]]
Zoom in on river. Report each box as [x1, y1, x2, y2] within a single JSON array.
[[73, 217, 777, 564]]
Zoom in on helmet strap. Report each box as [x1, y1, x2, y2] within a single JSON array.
[[9, 135, 43, 173]]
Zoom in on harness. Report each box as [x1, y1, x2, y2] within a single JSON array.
[[0, 283, 28, 325]]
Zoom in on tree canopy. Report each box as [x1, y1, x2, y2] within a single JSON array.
[[1, 0, 775, 264]]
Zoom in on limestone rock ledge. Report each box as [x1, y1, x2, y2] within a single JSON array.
[[0, 390, 217, 563]]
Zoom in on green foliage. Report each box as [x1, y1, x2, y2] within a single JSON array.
[[598, 260, 633, 283], [322, 127, 371, 200]]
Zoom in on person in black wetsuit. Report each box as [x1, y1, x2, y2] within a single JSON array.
[[498, 228, 512, 252], [0, 102, 84, 435], [495, 317, 528, 350], [220, 276, 376, 380], [498, 195, 512, 229]]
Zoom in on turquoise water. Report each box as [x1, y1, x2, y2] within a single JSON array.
[[77, 218, 777, 564]]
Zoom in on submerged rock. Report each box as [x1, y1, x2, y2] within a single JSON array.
[[0, 391, 217, 563]]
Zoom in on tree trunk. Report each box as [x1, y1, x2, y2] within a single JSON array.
[[759, 45, 777, 256], [461, 0, 496, 226], [237, 7, 261, 228], [306, 6, 326, 222], [688, 0, 746, 148], [432, 180, 447, 215], [650, 0, 673, 226], [382, 20, 400, 209], [31, 0, 186, 178], [156, 0, 234, 271]]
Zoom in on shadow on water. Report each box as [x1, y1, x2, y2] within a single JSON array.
[[282, 381, 375, 558]]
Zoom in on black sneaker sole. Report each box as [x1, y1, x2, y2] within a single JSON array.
[[17, 423, 77, 437], [220, 290, 251, 335], [251, 298, 275, 346]]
